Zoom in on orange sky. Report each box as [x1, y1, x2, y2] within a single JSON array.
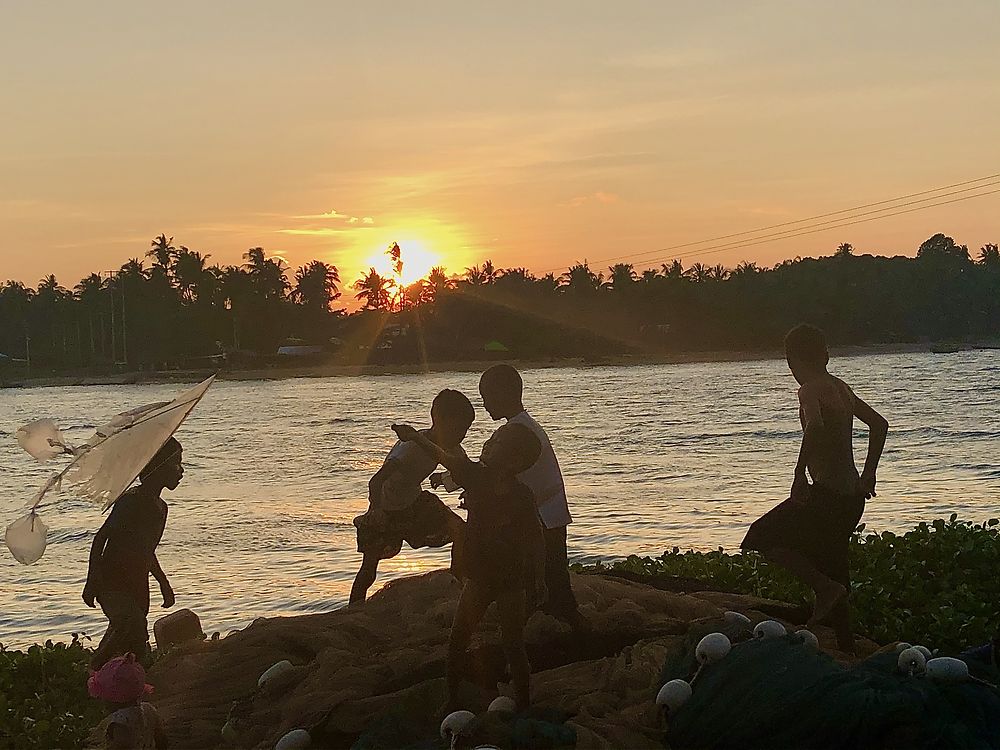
[[1, 2, 998, 290]]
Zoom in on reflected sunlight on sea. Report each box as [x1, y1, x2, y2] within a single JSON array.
[[2, 350, 998, 646]]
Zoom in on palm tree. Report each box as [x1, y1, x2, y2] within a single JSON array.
[[560, 261, 603, 294], [353, 268, 392, 311], [293, 260, 341, 310], [243, 247, 290, 301], [1, 280, 34, 347], [607, 263, 637, 291], [174, 248, 213, 303], [425, 266, 455, 301], [835, 243, 854, 258], [708, 264, 729, 282], [978, 243, 1000, 266], [74, 273, 106, 358], [686, 263, 710, 283], [464, 260, 499, 286], [119, 258, 146, 278], [661, 260, 685, 280], [641, 268, 660, 284], [731, 261, 760, 278], [536, 273, 559, 294], [147, 234, 178, 279]]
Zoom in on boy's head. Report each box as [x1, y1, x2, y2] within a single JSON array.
[[87, 653, 152, 705], [784, 324, 829, 384], [430, 389, 475, 447], [139, 437, 183, 490], [479, 364, 523, 421], [480, 422, 541, 476]]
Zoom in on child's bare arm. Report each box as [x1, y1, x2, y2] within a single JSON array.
[[150, 554, 175, 608], [853, 393, 889, 498], [792, 384, 825, 497], [83, 514, 116, 607], [391, 425, 469, 474]]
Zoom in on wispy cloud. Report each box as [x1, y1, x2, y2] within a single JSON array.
[[565, 191, 621, 208], [292, 208, 375, 225]]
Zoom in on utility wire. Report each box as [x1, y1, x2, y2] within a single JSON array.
[[538, 173, 1000, 275], [640, 187, 1000, 269]]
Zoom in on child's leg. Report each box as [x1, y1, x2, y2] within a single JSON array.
[[349, 553, 380, 605], [446, 581, 490, 711], [762, 547, 846, 627], [496, 588, 530, 709], [91, 593, 148, 670], [446, 514, 466, 579]]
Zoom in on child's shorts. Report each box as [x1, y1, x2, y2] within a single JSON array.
[[741, 484, 864, 585], [354, 491, 461, 560]]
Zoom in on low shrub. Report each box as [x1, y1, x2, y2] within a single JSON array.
[[576, 515, 1000, 652], [0, 637, 103, 750]]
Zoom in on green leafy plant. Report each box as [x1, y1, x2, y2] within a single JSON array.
[[576, 516, 1000, 652], [0, 637, 104, 750]]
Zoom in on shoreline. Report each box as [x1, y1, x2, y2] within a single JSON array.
[[1, 342, 938, 389]]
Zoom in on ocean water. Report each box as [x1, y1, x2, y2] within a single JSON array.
[[2, 351, 998, 647]]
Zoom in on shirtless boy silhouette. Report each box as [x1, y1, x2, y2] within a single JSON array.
[[742, 324, 888, 651]]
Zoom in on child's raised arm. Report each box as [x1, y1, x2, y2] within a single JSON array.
[[852, 392, 889, 499], [391, 424, 470, 474]]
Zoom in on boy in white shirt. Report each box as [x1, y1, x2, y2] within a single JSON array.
[[476, 365, 588, 631]]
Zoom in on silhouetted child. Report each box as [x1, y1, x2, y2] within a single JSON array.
[[88, 653, 168, 749], [84, 438, 181, 670], [393, 420, 544, 712], [742, 324, 888, 651], [350, 389, 475, 604], [475, 364, 588, 631]]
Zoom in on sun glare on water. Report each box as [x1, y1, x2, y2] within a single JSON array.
[[364, 239, 441, 286]]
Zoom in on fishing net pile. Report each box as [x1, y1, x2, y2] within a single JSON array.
[[658, 620, 1000, 750]]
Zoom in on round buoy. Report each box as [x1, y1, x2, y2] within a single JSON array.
[[440, 710, 476, 740], [796, 629, 819, 648], [754, 620, 787, 640], [723, 611, 752, 628], [258, 660, 294, 688], [487, 696, 516, 713], [274, 728, 311, 750], [696, 633, 732, 664], [656, 679, 692, 714], [926, 656, 970, 683], [897, 646, 927, 675]]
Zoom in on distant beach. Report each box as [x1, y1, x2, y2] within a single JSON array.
[[2, 342, 932, 389]]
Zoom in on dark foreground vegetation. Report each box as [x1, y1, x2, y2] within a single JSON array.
[[2, 233, 999, 376]]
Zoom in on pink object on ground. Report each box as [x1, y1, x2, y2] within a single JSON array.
[[87, 654, 154, 703]]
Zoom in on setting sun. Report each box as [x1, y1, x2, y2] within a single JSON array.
[[364, 239, 442, 286]]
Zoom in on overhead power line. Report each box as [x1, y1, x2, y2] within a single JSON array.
[[539, 173, 1000, 275], [641, 187, 1000, 269]]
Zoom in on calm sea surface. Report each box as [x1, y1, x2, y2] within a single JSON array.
[[2, 352, 998, 647]]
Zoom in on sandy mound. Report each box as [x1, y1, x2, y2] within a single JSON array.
[[147, 572, 862, 749]]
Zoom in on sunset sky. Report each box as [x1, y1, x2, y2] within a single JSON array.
[[2, 1, 998, 290]]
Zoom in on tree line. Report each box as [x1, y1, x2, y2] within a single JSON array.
[[1, 232, 998, 373]]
